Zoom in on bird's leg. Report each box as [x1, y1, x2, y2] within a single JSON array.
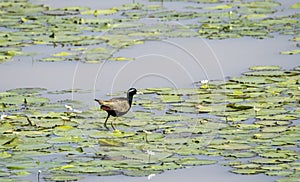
[[111, 118, 116, 130], [104, 114, 110, 130]]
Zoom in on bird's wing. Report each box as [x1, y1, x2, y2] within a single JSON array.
[[100, 98, 130, 114]]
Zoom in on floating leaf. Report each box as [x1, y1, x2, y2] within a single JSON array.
[[290, 2, 300, 9], [231, 168, 264, 175], [249, 65, 281, 71], [229, 76, 269, 84], [98, 138, 123, 147], [209, 143, 252, 150], [232, 163, 261, 169], [53, 52, 72, 57], [204, 4, 233, 10], [250, 158, 281, 165], [222, 151, 256, 158], [40, 57, 65, 62], [226, 103, 253, 111], [280, 49, 300, 55], [0, 151, 12, 159], [259, 151, 288, 159], [265, 170, 294, 177], [260, 126, 289, 133], [81, 8, 118, 16], [243, 70, 287, 77], [177, 157, 217, 166], [254, 120, 291, 127], [46, 174, 81, 181]]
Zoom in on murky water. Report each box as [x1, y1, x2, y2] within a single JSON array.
[[1, 0, 300, 181]]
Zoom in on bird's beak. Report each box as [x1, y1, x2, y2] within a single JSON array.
[[94, 99, 100, 103]]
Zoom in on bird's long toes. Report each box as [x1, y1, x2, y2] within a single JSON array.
[[104, 124, 109, 130]]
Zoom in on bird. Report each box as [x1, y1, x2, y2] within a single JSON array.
[[94, 88, 138, 130]]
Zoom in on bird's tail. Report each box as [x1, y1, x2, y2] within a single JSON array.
[[94, 99, 101, 104]]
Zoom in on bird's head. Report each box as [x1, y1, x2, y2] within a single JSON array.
[[128, 88, 143, 96], [128, 88, 137, 96]]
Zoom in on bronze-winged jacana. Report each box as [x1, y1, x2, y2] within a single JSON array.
[[94, 88, 137, 130]]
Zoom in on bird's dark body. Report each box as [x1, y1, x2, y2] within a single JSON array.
[[95, 88, 137, 130], [99, 97, 130, 116]]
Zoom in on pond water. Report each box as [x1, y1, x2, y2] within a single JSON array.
[[1, 0, 300, 181], [0, 36, 298, 103], [81, 164, 278, 182]]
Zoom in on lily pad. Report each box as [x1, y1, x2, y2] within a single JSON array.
[[249, 65, 281, 71], [254, 120, 291, 127], [177, 157, 217, 166], [243, 70, 287, 77], [280, 49, 300, 55], [291, 2, 300, 9], [81, 8, 118, 16], [231, 168, 265, 175], [204, 4, 233, 10], [250, 158, 281, 165], [260, 126, 289, 133], [229, 76, 269, 84], [209, 143, 252, 150], [222, 151, 256, 158]]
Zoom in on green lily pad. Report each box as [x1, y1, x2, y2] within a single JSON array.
[[226, 103, 253, 111], [7, 87, 47, 95], [197, 104, 226, 113], [204, 4, 233, 10], [258, 151, 288, 159], [252, 132, 280, 140], [153, 115, 190, 123], [231, 168, 265, 175], [250, 158, 281, 165], [280, 49, 300, 55], [81, 8, 118, 16], [209, 143, 252, 150], [17, 142, 52, 151], [229, 76, 269, 84], [0, 95, 49, 106], [158, 95, 183, 103], [63, 165, 114, 174], [52, 52, 72, 57], [177, 157, 217, 166], [249, 65, 281, 71], [254, 120, 291, 127], [222, 151, 256, 158], [98, 138, 124, 147], [291, 2, 300, 9], [123, 150, 173, 163], [243, 70, 287, 77], [39, 57, 65, 62], [46, 174, 81, 181], [256, 114, 297, 121], [169, 105, 196, 113], [265, 170, 294, 177], [261, 126, 289, 133], [0, 151, 12, 159]]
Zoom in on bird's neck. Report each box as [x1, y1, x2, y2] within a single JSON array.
[[127, 94, 134, 106]]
